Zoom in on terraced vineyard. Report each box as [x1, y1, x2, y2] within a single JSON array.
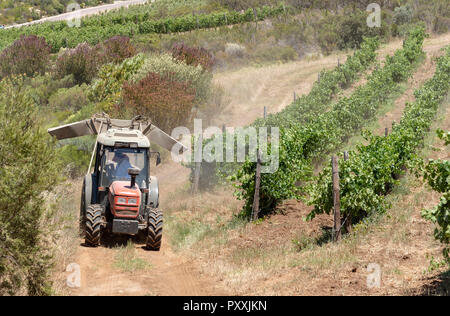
[[309, 45, 450, 225], [234, 27, 427, 217]]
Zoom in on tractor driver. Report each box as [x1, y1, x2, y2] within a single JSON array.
[[112, 152, 134, 179]]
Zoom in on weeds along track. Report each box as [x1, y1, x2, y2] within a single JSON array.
[[234, 27, 428, 217]]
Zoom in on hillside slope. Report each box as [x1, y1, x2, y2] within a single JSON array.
[[53, 32, 450, 295]]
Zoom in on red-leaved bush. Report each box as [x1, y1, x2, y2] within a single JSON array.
[[171, 43, 215, 71], [54, 43, 99, 84], [122, 72, 196, 132], [0, 35, 51, 78], [54, 36, 136, 85], [99, 36, 136, 64]]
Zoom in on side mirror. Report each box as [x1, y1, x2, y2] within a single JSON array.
[[150, 151, 162, 166], [156, 154, 161, 166]]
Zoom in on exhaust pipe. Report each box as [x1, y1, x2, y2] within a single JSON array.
[[128, 168, 140, 188]]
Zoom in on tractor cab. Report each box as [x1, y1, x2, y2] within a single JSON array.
[[92, 128, 151, 204]]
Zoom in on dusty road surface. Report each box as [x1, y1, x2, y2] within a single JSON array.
[[72, 237, 224, 296], [5, 0, 150, 29], [68, 160, 227, 296]]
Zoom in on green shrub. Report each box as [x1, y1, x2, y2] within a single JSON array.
[[393, 4, 414, 25], [58, 136, 95, 178], [48, 85, 88, 111], [89, 54, 145, 111], [0, 77, 60, 295], [26, 74, 76, 107], [317, 11, 388, 53], [317, 20, 339, 55], [422, 129, 450, 264], [337, 11, 388, 50]]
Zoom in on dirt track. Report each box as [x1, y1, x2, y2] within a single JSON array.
[[66, 33, 450, 296], [72, 237, 222, 296], [69, 161, 227, 296]]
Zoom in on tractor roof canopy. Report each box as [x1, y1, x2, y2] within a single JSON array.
[[98, 128, 150, 148], [47, 114, 186, 153]]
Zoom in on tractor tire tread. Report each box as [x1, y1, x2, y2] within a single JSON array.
[[146, 209, 163, 251], [85, 205, 102, 247]]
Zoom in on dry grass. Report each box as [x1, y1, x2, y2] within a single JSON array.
[[46, 178, 83, 295], [212, 50, 350, 127], [113, 241, 152, 273]]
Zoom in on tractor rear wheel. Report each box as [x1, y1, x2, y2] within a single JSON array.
[[146, 209, 163, 251], [85, 205, 102, 247]]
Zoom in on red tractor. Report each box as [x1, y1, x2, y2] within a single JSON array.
[[48, 114, 185, 250]]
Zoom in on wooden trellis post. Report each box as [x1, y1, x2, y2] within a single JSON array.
[[343, 151, 352, 233], [385, 127, 389, 137], [332, 156, 341, 241], [192, 134, 203, 194], [264, 106, 267, 119], [251, 150, 262, 221]]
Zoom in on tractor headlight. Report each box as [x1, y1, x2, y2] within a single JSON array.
[[127, 198, 137, 205], [117, 197, 127, 204]]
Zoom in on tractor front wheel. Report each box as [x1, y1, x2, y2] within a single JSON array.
[[85, 205, 102, 247], [146, 209, 163, 251]]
